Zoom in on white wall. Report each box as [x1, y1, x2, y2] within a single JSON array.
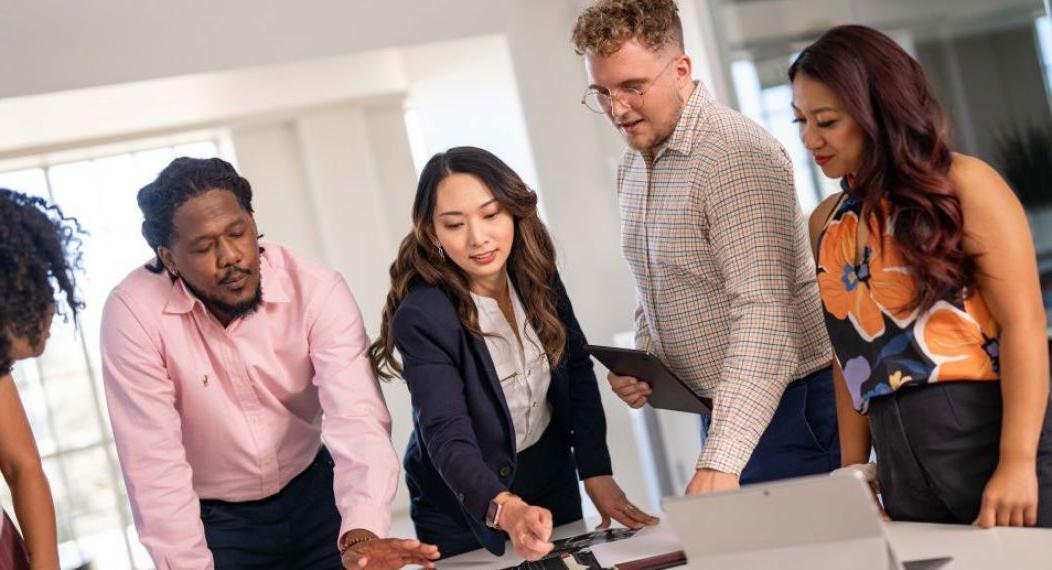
[[0, 0, 741, 528], [401, 35, 542, 193], [0, 0, 510, 99]]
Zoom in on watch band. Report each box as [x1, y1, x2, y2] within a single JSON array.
[[486, 492, 519, 529]]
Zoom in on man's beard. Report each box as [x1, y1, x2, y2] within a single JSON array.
[[183, 278, 263, 321]]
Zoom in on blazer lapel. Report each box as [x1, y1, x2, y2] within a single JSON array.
[[469, 335, 517, 452]]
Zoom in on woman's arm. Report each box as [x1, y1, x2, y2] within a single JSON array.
[[392, 302, 508, 521], [0, 374, 58, 570], [952, 154, 1049, 527], [832, 361, 871, 466]]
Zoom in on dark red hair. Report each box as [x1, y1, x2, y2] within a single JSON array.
[[789, 24, 975, 313]]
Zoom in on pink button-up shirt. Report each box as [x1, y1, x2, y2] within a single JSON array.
[[100, 243, 399, 569]]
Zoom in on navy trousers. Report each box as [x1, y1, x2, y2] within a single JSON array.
[[411, 425, 583, 559], [200, 447, 343, 569], [701, 366, 841, 484]]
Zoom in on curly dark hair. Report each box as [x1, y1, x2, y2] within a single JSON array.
[[137, 157, 254, 274], [572, 0, 683, 56], [0, 189, 84, 374]]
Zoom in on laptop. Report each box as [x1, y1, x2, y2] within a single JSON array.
[[662, 474, 951, 570]]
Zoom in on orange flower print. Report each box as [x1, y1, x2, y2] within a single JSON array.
[[818, 210, 916, 341], [915, 296, 1000, 382]]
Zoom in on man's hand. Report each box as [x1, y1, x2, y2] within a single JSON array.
[[584, 475, 660, 529], [340, 529, 440, 570], [685, 468, 740, 495], [607, 372, 651, 408], [974, 459, 1039, 528]]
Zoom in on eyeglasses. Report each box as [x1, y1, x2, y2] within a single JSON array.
[[581, 57, 679, 114]]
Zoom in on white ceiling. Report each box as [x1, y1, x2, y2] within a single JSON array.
[[0, 0, 513, 99]]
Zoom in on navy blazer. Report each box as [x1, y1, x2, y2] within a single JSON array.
[[392, 273, 613, 555]]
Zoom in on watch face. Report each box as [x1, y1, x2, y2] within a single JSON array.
[[486, 501, 502, 528]]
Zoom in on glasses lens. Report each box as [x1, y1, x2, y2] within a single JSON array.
[[582, 91, 610, 114]]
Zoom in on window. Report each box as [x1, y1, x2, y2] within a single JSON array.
[[0, 137, 229, 570], [730, 58, 840, 215], [1038, 15, 1052, 103]]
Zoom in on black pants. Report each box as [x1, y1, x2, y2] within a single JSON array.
[[701, 366, 841, 484], [200, 447, 343, 569], [412, 426, 583, 558], [869, 381, 1052, 526]]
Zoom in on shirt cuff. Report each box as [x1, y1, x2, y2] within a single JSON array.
[[697, 433, 753, 476], [338, 502, 392, 543]]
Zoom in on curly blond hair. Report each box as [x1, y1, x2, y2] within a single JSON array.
[[571, 0, 683, 56]]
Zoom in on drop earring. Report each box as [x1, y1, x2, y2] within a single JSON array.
[[435, 244, 445, 260]]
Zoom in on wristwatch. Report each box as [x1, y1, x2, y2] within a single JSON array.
[[485, 492, 518, 529]]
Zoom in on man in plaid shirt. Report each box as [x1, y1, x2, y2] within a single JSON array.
[[572, 0, 840, 495]]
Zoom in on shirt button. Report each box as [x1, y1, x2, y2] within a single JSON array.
[[499, 465, 512, 478]]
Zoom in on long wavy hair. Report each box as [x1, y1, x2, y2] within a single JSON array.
[[369, 147, 565, 379], [789, 24, 975, 313]]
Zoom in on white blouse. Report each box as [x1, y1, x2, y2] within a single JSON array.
[[470, 276, 553, 452]]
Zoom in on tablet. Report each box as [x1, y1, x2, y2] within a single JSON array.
[[585, 345, 711, 414]]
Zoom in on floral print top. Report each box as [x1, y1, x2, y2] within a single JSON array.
[[816, 188, 1000, 413]]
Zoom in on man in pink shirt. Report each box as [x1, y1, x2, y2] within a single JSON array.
[[100, 157, 439, 569]]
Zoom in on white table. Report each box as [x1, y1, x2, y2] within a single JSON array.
[[438, 518, 1052, 569]]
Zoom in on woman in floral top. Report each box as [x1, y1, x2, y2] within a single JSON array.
[[790, 25, 1051, 528]]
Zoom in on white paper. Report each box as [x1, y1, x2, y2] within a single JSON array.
[[589, 524, 683, 567]]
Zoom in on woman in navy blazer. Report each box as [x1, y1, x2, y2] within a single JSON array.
[[369, 147, 656, 561]]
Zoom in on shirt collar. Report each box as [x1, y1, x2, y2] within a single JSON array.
[[163, 246, 289, 315], [470, 273, 525, 322], [652, 81, 710, 161], [470, 273, 512, 307]]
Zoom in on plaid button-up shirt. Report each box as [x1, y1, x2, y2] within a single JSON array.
[[618, 83, 831, 475]]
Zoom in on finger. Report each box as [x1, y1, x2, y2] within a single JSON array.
[[607, 374, 634, 388], [612, 383, 647, 398], [596, 514, 611, 529], [538, 508, 554, 538], [1025, 503, 1038, 527], [356, 556, 368, 568], [625, 504, 660, 526], [526, 518, 552, 544], [398, 538, 422, 549], [524, 539, 554, 560], [1010, 505, 1025, 527], [399, 553, 439, 567], [518, 531, 552, 556], [973, 501, 996, 528], [995, 503, 1011, 527], [416, 544, 441, 557], [628, 395, 648, 409], [406, 542, 438, 554], [610, 511, 639, 529]]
